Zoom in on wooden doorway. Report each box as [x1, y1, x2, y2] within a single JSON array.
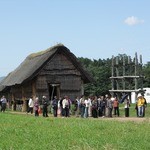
[[48, 84, 60, 100]]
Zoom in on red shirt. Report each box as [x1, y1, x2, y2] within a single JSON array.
[[113, 100, 119, 107]]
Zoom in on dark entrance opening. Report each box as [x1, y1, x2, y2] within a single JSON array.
[[48, 84, 60, 100]]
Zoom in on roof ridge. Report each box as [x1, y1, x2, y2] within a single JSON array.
[[27, 43, 64, 59]]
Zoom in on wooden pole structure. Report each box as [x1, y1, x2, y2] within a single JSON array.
[[140, 55, 143, 90], [135, 52, 138, 90], [111, 55, 114, 91], [128, 56, 131, 89], [109, 52, 144, 103], [123, 55, 125, 90], [116, 56, 119, 90]]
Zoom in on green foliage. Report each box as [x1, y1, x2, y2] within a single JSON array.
[[78, 56, 150, 96], [0, 111, 150, 150], [78, 57, 112, 96], [143, 62, 150, 87]]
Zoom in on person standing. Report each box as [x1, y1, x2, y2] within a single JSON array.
[[137, 93, 147, 117], [84, 97, 90, 118], [143, 94, 147, 117], [101, 96, 106, 117], [1, 96, 7, 112], [34, 97, 39, 117], [107, 96, 113, 118], [88, 96, 92, 117], [80, 95, 85, 118], [42, 96, 49, 117], [57, 97, 62, 116], [27, 96, 34, 114], [124, 98, 130, 117], [74, 96, 80, 117], [52, 96, 58, 117], [97, 96, 102, 117], [113, 97, 119, 117], [62, 96, 70, 117], [91, 96, 98, 118]]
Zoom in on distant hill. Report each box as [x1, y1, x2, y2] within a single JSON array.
[[0, 76, 5, 82]]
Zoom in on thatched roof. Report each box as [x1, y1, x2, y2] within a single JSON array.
[[0, 44, 93, 90]]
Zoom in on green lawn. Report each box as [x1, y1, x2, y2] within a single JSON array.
[[0, 105, 150, 150]]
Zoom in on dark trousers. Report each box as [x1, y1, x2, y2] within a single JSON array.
[[98, 108, 102, 117], [35, 110, 39, 117], [108, 108, 113, 117], [27, 107, 33, 114], [125, 108, 129, 117], [62, 108, 65, 117], [43, 106, 48, 117], [101, 106, 106, 116], [64, 107, 69, 117], [53, 108, 58, 117], [80, 106, 85, 118], [114, 107, 119, 116], [92, 108, 98, 118], [1, 103, 6, 112]]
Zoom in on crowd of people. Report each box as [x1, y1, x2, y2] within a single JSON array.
[[0, 93, 148, 118], [26, 93, 147, 118]]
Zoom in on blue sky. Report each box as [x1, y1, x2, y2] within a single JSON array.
[[0, 0, 150, 76]]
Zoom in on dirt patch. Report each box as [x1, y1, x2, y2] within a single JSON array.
[[9, 111, 150, 122], [101, 117, 150, 123]]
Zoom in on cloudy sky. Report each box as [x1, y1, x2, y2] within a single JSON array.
[[0, 0, 150, 76]]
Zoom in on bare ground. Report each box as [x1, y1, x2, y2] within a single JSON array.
[[9, 111, 150, 123]]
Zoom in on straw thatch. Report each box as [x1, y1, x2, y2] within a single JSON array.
[[0, 44, 94, 111], [0, 44, 93, 88]]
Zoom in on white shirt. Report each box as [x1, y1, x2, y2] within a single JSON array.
[[62, 99, 69, 109], [84, 99, 90, 107], [28, 98, 34, 107]]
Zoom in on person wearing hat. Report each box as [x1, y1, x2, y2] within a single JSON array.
[[137, 93, 147, 117]]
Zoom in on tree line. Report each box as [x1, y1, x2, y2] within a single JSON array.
[[78, 54, 150, 96]]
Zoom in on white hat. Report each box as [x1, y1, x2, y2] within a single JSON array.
[[35, 97, 39, 100], [137, 93, 142, 97], [111, 97, 115, 101], [42, 96, 46, 99]]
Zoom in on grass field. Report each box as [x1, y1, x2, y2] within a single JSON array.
[[0, 104, 150, 150]]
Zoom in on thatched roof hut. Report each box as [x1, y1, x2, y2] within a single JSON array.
[[0, 44, 93, 111]]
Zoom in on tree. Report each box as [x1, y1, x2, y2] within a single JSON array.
[[78, 56, 150, 96], [143, 62, 150, 87], [78, 57, 111, 96]]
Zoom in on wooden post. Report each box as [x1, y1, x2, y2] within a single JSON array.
[[116, 56, 119, 90], [140, 55, 143, 90], [111, 55, 114, 91], [81, 80, 84, 95], [135, 52, 138, 90], [122, 56, 125, 90], [32, 81, 36, 100], [22, 86, 26, 112], [11, 93, 15, 111]]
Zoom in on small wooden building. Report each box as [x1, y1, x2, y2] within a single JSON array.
[[0, 44, 93, 111]]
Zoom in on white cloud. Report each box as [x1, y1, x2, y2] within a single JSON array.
[[124, 16, 144, 26]]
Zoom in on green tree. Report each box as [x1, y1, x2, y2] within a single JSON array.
[[78, 57, 111, 96], [79, 56, 150, 96], [143, 62, 150, 87]]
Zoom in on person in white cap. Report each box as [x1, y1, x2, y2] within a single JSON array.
[[137, 93, 147, 117]]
